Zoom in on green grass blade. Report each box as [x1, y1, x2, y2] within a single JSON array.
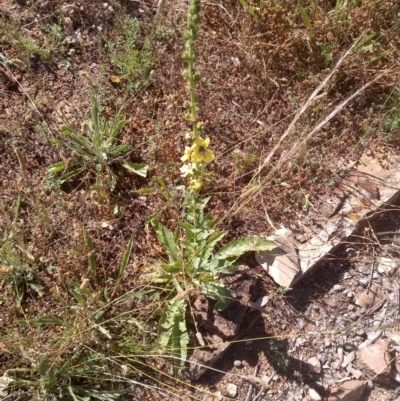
[[298, 3, 314, 39], [83, 231, 97, 285], [112, 234, 134, 296]]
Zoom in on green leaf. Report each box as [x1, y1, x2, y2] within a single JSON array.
[[158, 299, 188, 367], [70, 288, 86, 307], [27, 318, 64, 325], [200, 231, 225, 259], [113, 234, 134, 295], [115, 289, 154, 304], [151, 220, 179, 261], [83, 231, 97, 285], [109, 115, 129, 138], [199, 257, 237, 274], [39, 359, 48, 377], [46, 161, 67, 175], [121, 161, 149, 177], [215, 237, 277, 260], [157, 177, 171, 202], [161, 261, 182, 273], [196, 280, 231, 311], [130, 187, 156, 196], [298, 3, 314, 38], [96, 324, 112, 339], [58, 167, 86, 183]]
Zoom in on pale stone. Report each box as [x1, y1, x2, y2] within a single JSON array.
[[327, 380, 366, 401], [357, 339, 392, 384], [226, 383, 237, 397], [354, 284, 383, 309]]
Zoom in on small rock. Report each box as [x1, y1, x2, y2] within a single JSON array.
[[347, 291, 354, 298], [377, 257, 397, 275], [308, 387, 322, 400], [354, 284, 384, 309], [333, 284, 344, 292], [355, 329, 365, 337], [359, 278, 369, 288], [307, 357, 322, 374], [367, 380, 373, 389], [342, 351, 355, 368], [347, 304, 356, 311], [337, 345, 344, 364], [327, 380, 366, 401], [346, 363, 363, 379], [357, 339, 392, 384], [331, 361, 340, 370], [226, 383, 237, 397], [256, 238, 301, 287], [233, 360, 242, 368], [343, 342, 355, 352], [261, 374, 272, 384]]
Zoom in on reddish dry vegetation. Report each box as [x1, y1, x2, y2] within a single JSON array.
[[0, 0, 400, 399]]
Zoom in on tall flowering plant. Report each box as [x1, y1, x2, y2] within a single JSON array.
[[148, 0, 276, 369]]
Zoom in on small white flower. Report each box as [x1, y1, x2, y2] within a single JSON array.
[[180, 163, 197, 177]]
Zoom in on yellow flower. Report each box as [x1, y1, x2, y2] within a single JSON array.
[[190, 179, 203, 191], [191, 137, 214, 164], [181, 137, 214, 164], [181, 146, 193, 162]]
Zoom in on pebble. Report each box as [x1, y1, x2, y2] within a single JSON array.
[[307, 356, 321, 374], [226, 383, 237, 397], [333, 284, 344, 291], [343, 342, 354, 352], [308, 388, 322, 401], [356, 329, 366, 337], [359, 278, 369, 287], [347, 304, 356, 311], [367, 380, 374, 389], [347, 291, 354, 298], [233, 360, 242, 368]]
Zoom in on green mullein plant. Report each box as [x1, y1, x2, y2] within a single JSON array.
[[46, 98, 148, 192], [149, 0, 276, 369]]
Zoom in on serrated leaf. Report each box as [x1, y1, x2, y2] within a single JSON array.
[[151, 221, 179, 261], [158, 299, 188, 367], [215, 237, 277, 260], [196, 280, 231, 311], [121, 161, 149, 177], [200, 231, 225, 259], [161, 261, 182, 273], [199, 257, 237, 274]]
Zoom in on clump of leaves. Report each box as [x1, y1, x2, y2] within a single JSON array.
[[46, 99, 148, 192], [148, 193, 276, 367]]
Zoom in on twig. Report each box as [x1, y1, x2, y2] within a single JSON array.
[[366, 247, 375, 294], [245, 363, 259, 401]]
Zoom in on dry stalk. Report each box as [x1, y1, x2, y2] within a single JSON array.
[[225, 32, 398, 219]]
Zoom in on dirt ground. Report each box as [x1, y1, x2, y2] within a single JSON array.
[[1, 0, 400, 400]]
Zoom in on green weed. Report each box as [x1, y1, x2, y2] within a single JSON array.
[[107, 18, 153, 92], [46, 97, 148, 192]]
